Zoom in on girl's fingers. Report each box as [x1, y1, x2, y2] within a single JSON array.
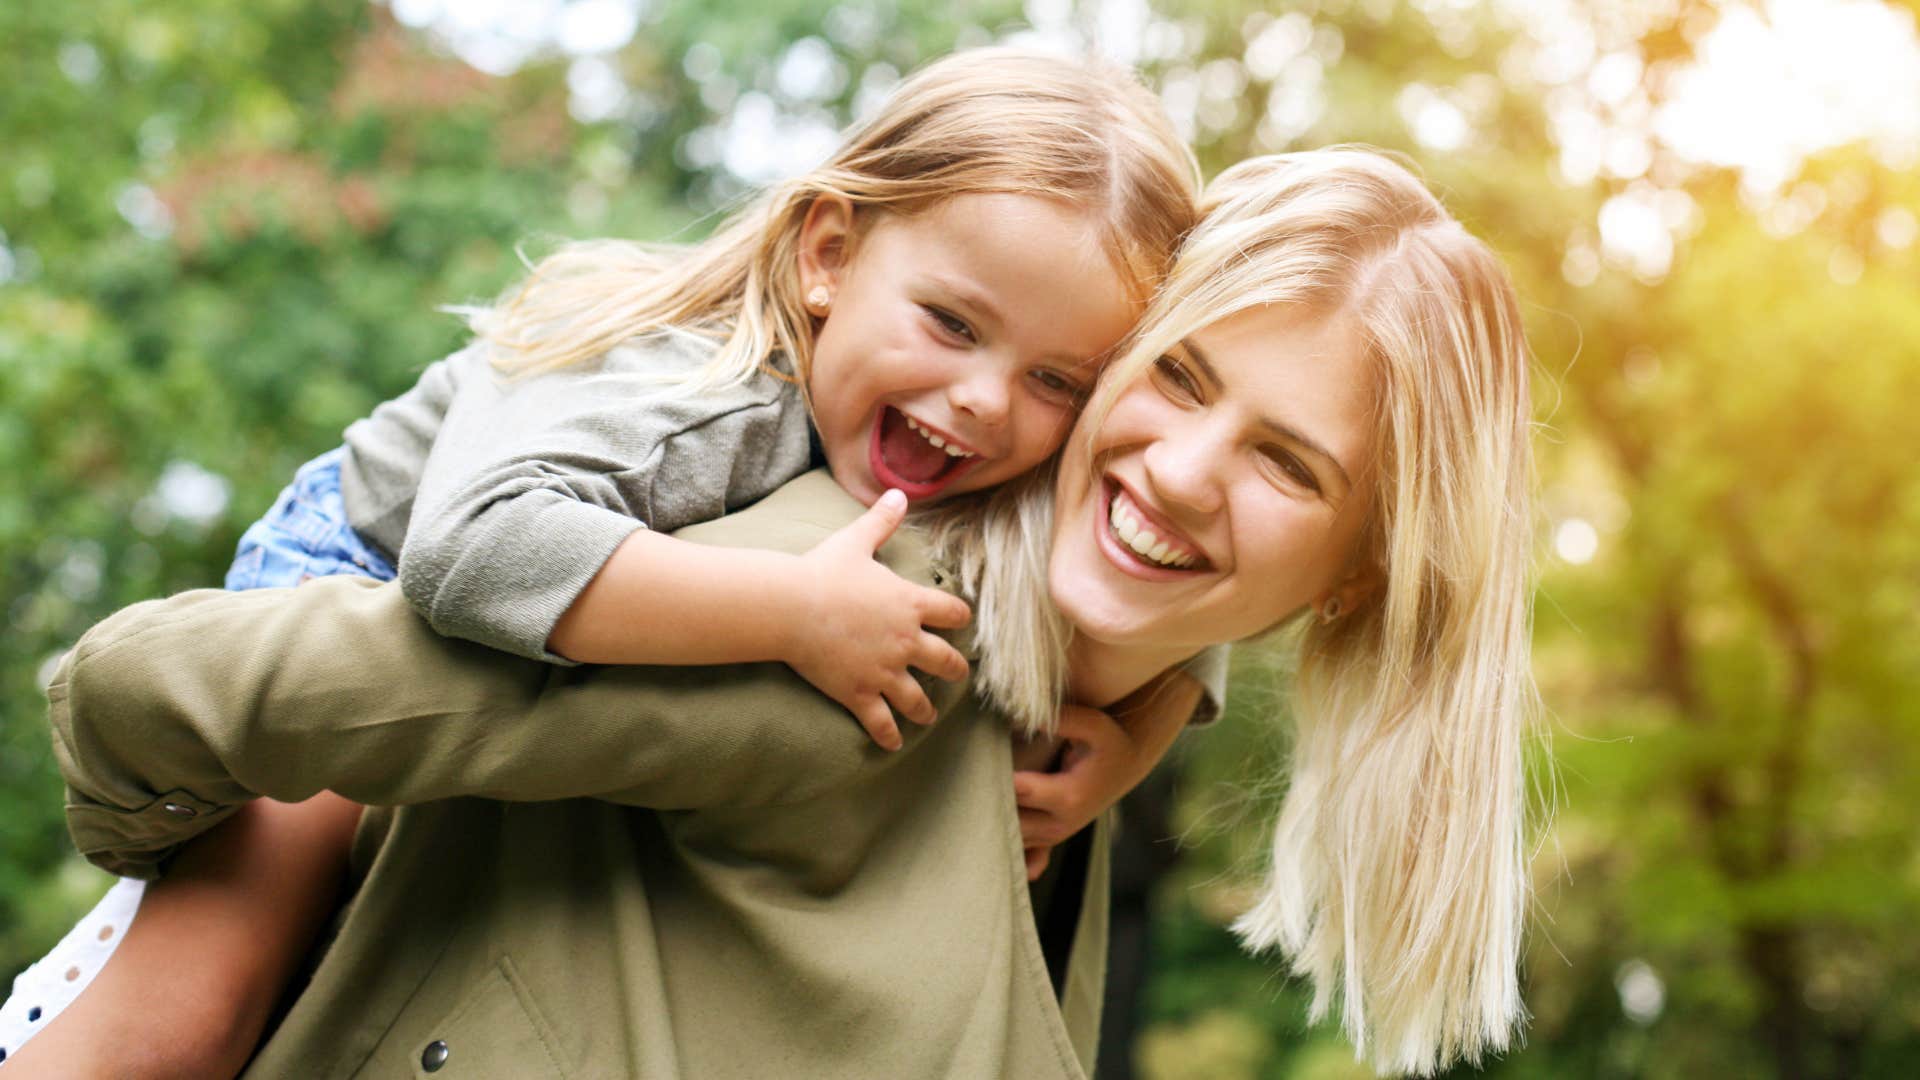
[[854, 698, 903, 751], [883, 675, 937, 727], [917, 589, 973, 630], [913, 633, 970, 682]]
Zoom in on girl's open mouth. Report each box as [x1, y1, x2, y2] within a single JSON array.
[[870, 406, 980, 500]]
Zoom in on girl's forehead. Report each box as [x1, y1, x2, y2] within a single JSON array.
[[872, 194, 1140, 360]]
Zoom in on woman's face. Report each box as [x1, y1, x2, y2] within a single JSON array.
[[1049, 304, 1378, 652]]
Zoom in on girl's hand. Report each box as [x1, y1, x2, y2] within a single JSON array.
[[789, 490, 972, 750]]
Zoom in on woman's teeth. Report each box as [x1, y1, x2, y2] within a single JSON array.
[[904, 415, 974, 458], [1108, 492, 1196, 569]]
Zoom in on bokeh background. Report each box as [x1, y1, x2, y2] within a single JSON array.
[[3, 0, 1916, 1076]]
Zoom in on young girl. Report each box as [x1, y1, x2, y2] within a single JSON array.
[[0, 46, 1202, 1073]]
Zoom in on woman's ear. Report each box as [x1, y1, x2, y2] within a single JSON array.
[[1317, 562, 1383, 623], [797, 194, 856, 306]]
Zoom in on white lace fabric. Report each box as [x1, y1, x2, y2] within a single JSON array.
[[0, 877, 146, 1064]]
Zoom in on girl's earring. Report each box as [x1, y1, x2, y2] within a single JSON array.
[[806, 286, 832, 313], [1318, 596, 1344, 623]]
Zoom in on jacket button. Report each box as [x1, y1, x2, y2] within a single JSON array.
[[161, 802, 197, 818], [421, 1040, 449, 1072]]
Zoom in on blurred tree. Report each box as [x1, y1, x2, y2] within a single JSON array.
[[0, 0, 691, 971]]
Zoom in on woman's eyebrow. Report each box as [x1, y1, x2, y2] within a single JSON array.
[[1177, 337, 1225, 392], [1261, 417, 1352, 493], [1181, 337, 1353, 494]]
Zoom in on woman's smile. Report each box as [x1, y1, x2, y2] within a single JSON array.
[[1095, 477, 1209, 578], [1050, 304, 1376, 653]]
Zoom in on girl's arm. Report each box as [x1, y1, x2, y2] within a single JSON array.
[[3, 794, 361, 1080], [49, 473, 966, 879], [548, 490, 973, 750]]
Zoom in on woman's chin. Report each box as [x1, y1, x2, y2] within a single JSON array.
[[1049, 564, 1161, 648]]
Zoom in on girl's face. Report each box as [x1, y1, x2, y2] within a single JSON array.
[[800, 193, 1137, 506], [1049, 305, 1379, 652]]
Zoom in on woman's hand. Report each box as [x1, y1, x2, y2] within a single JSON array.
[[1015, 705, 1136, 878], [788, 490, 973, 750], [1014, 670, 1203, 879]]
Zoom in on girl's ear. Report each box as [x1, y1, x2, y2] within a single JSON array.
[[797, 194, 857, 301]]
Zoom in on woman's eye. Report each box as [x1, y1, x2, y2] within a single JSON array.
[[922, 305, 975, 343], [1263, 447, 1322, 494], [1150, 355, 1202, 404], [1028, 367, 1088, 405]]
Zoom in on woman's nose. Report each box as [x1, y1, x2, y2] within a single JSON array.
[[1142, 424, 1225, 515]]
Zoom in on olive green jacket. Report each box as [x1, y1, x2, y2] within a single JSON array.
[[47, 471, 1110, 1079]]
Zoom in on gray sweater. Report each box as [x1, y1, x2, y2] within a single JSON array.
[[338, 332, 815, 662]]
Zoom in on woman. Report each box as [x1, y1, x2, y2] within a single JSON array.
[[24, 147, 1536, 1078], [938, 147, 1537, 1075]]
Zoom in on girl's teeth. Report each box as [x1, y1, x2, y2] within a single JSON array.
[[904, 415, 973, 458]]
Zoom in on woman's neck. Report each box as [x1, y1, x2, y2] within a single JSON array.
[[1065, 634, 1200, 708]]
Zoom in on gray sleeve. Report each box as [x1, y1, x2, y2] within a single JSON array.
[[396, 361, 676, 663], [1181, 643, 1230, 726], [397, 345, 807, 664]]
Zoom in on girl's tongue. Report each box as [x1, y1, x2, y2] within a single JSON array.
[[876, 407, 954, 485]]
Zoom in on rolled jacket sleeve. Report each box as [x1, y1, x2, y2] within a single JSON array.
[[50, 473, 942, 879], [51, 579, 920, 879]]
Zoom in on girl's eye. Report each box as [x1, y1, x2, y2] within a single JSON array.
[[1150, 355, 1202, 404], [1028, 367, 1088, 406], [1262, 447, 1322, 494], [922, 305, 975, 344]]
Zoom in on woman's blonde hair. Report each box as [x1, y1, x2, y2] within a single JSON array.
[[467, 47, 1199, 388], [936, 147, 1539, 1075]]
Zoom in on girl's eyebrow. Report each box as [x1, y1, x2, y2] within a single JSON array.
[[924, 273, 1002, 327], [1178, 337, 1354, 494], [930, 273, 1099, 367]]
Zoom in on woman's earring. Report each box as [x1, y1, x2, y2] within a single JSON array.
[[1319, 597, 1344, 623], [806, 286, 832, 312]]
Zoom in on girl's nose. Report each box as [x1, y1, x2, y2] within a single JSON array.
[[948, 365, 1012, 432], [1142, 422, 1225, 516]]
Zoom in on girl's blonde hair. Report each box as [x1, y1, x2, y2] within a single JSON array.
[[468, 47, 1199, 387], [936, 147, 1538, 1075]]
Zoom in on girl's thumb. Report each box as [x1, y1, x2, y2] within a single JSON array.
[[851, 489, 908, 552]]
